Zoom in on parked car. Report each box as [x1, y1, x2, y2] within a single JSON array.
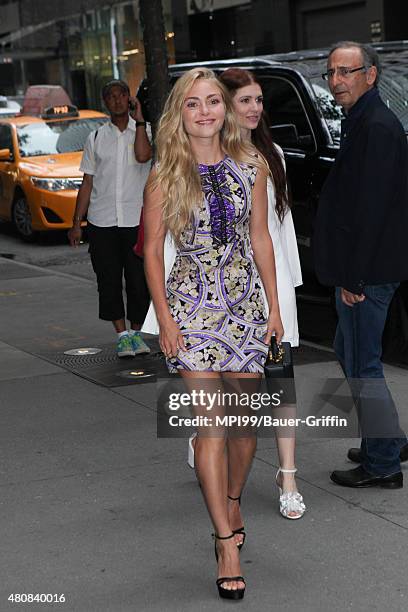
[[0, 102, 107, 240], [138, 42, 408, 363], [0, 95, 21, 117]]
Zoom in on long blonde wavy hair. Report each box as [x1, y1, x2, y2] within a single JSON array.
[[153, 67, 267, 242]]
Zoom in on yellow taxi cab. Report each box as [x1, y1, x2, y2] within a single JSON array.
[[0, 104, 108, 240]]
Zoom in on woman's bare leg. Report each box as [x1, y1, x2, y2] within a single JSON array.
[[276, 432, 297, 491], [180, 371, 244, 590], [274, 403, 298, 490], [223, 373, 260, 545]]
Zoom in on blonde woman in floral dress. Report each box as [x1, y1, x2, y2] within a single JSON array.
[[143, 67, 283, 601]]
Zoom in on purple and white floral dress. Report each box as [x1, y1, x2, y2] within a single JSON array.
[[166, 156, 268, 373]]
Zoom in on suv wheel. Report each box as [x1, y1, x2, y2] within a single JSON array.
[[12, 195, 36, 241]]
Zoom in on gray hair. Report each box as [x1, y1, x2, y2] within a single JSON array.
[[328, 41, 381, 86]]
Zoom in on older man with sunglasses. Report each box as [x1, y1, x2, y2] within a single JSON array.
[[314, 41, 408, 489]]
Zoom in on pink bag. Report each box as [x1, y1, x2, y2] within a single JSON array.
[[133, 210, 144, 257]]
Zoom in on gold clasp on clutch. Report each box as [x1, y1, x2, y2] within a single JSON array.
[[268, 344, 284, 363]]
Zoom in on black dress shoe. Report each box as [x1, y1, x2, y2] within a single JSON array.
[[347, 442, 408, 465], [330, 465, 403, 488]]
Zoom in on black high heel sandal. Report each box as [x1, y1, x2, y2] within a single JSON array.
[[213, 533, 246, 601], [228, 494, 246, 551]]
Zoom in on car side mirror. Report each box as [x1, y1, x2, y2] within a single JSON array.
[[0, 148, 12, 161]]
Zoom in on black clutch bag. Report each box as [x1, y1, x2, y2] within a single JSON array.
[[264, 337, 294, 379], [264, 337, 296, 403]]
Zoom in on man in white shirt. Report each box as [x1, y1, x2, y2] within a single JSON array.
[[68, 79, 151, 357]]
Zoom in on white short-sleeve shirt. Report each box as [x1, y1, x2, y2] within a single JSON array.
[[79, 117, 151, 227]]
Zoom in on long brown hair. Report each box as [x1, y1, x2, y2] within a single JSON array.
[[218, 68, 289, 222]]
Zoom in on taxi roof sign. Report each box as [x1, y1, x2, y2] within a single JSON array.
[[41, 105, 79, 119]]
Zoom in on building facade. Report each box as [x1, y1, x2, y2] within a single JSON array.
[[0, 0, 176, 108], [175, 0, 408, 61], [0, 0, 406, 108]]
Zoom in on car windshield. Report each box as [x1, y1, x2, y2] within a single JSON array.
[[17, 117, 108, 157], [302, 49, 408, 143]]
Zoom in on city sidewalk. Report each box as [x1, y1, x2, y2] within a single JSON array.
[[0, 256, 407, 612]]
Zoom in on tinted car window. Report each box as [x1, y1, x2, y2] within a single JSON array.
[[376, 62, 408, 130], [0, 124, 13, 152], [258, 76, 314, 150], [16, 117, 108, 157], [311, 83, 343, 143]]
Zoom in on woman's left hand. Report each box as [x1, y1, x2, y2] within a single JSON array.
[[264, 309, 284, 345]]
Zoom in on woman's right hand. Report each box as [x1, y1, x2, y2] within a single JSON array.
[[159, 317, 187, 358]]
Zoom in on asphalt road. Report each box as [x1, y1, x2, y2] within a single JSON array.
[[0, 222, 95, 281]]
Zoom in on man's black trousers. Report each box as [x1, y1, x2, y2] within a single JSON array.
[[87, 223, 150, 324]]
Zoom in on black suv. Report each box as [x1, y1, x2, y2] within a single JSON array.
[[138, 42, 408, 364]]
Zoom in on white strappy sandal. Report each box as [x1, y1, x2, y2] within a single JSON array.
[[276, 467, 306, 520]]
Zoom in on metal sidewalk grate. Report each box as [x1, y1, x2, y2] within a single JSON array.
[[54, 346, 129, 368], [37, 339, 169, 387]]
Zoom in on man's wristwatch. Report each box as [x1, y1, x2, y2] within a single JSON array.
[[136, 121, 146, 127], [72, 215, 82, 225]]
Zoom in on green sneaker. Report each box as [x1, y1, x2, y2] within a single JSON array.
[[130, 332, 151, 355], [117, 334, 135, 358]]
